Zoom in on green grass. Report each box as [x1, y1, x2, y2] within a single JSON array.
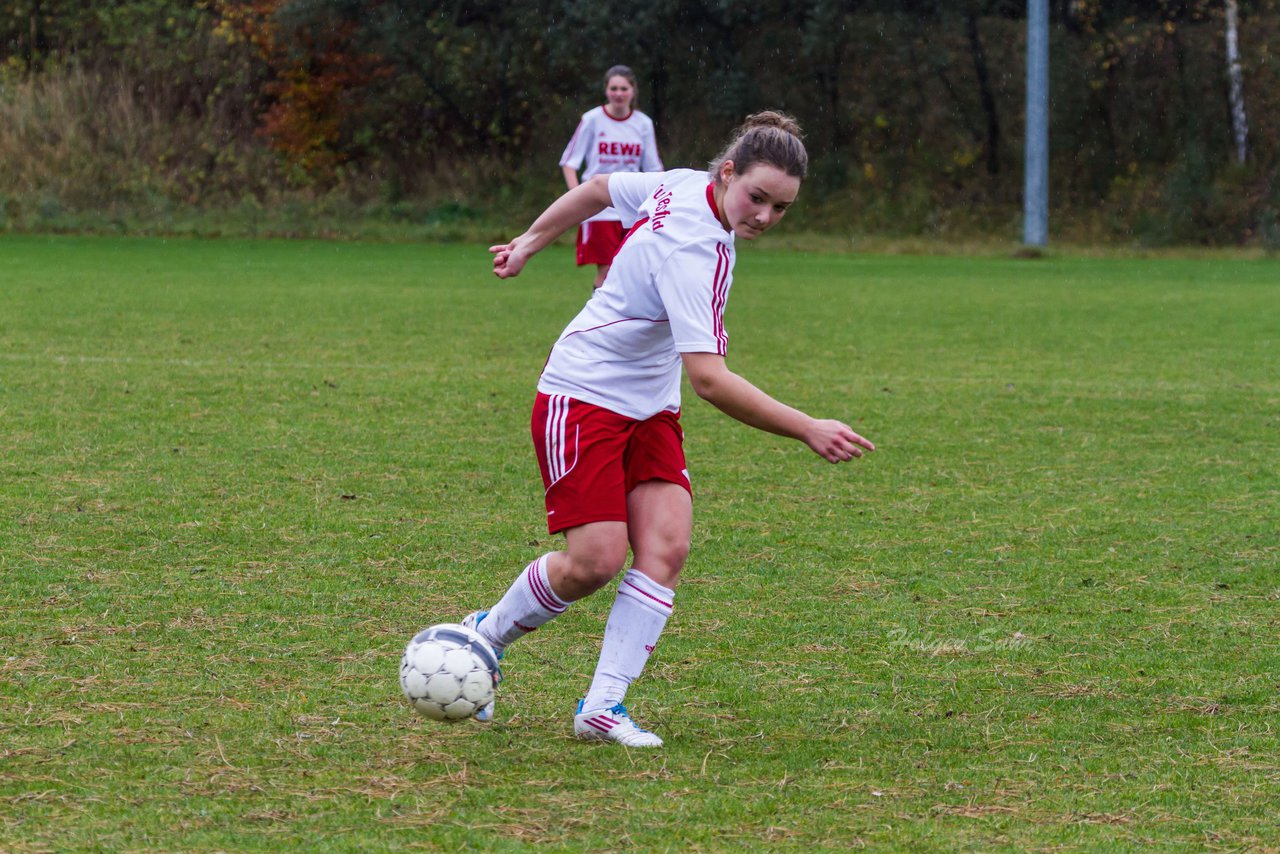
[[1, 235, 1277, 850]]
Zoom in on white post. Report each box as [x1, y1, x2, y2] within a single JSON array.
[[1023, 0, 1049, 246], [1225, 0, 1249, 164]]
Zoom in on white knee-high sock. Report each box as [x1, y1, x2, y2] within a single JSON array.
[[477, 554, 569, 653], [582, 568, 674, 712]]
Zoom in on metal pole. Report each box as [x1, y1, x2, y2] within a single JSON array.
[[1024, 0, 1049, 246]]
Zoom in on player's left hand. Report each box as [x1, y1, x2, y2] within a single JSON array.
[[807, 419, 875, 464]]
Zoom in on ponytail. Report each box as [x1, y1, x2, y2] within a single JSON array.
[[709, 111, 808, 183]]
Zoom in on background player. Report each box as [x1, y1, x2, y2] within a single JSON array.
[[559, 65, 663, 288], [472, 112, 875, 747]]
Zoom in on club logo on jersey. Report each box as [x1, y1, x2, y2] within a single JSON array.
[[651, 185, 673, 231]]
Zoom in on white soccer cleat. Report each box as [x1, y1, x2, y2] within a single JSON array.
[[461, 610, 502, 722], [574, 700, 664, 748]]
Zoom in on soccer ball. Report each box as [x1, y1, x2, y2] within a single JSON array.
[[399, 623, 501, 722]]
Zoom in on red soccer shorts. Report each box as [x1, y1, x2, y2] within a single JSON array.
[[575, 220, 625, 266], [532, 392, 690, 534]]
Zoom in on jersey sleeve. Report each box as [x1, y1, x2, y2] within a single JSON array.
[[559, 113, 593, 170], [654, 242, 731, 356], [607, 171, 664, 225]]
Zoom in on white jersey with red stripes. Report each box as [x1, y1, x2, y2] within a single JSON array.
[[559, 106, 663, 224], [537, 168, 735, 421]]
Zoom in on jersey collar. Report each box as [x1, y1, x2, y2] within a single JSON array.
[[705, 182, 728, 232], [602, 106, 634, 121]]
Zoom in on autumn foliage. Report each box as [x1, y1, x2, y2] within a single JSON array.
[[1, 0, 1278, 243]]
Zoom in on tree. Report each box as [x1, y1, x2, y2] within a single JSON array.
[[1224, 0, 1249, 163]]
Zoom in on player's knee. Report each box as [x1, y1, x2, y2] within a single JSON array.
[[566, 545, 627, 593], [634, 534, 689, 584], [655, 538, 690, 574]]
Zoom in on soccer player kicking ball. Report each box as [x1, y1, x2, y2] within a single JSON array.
[[469, 111, 875, 747]]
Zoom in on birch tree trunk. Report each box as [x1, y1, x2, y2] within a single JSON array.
[[1225, 0, 1249, 164]]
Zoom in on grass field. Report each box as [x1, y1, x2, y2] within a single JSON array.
[[1, 235, 1277, 850]]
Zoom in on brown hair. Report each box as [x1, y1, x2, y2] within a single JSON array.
[[603, 65, 638, 91], [709, 111, 807, 183]]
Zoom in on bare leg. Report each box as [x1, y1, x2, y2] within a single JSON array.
[[545, 520, 629, 601], [593, 263, 611, 289], [625, 480, 692, 588]]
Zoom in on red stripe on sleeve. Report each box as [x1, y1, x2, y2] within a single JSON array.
[[711, 242, 730, 355]]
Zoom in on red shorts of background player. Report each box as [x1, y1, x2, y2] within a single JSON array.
[[575, 220, 625, 266], [532, 392, 690, 535]]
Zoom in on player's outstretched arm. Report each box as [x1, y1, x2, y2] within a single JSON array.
[[490, 175, 612, 279], [682, 352, 875, 464]]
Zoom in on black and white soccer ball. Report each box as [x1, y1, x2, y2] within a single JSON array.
[[399, 623, 501, 721]]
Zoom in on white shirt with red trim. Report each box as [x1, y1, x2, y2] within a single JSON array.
[[559, 106, 663, 224], [538, 168, 735, 421]]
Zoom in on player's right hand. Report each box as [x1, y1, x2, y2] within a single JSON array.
[[489, 237, 531, 279]]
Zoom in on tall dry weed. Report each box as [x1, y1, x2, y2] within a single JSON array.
[[0, 66, 267, 211]]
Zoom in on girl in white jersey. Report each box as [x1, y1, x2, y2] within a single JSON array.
[[560, 65, 663, 289], [467, 112, 875, 747]]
